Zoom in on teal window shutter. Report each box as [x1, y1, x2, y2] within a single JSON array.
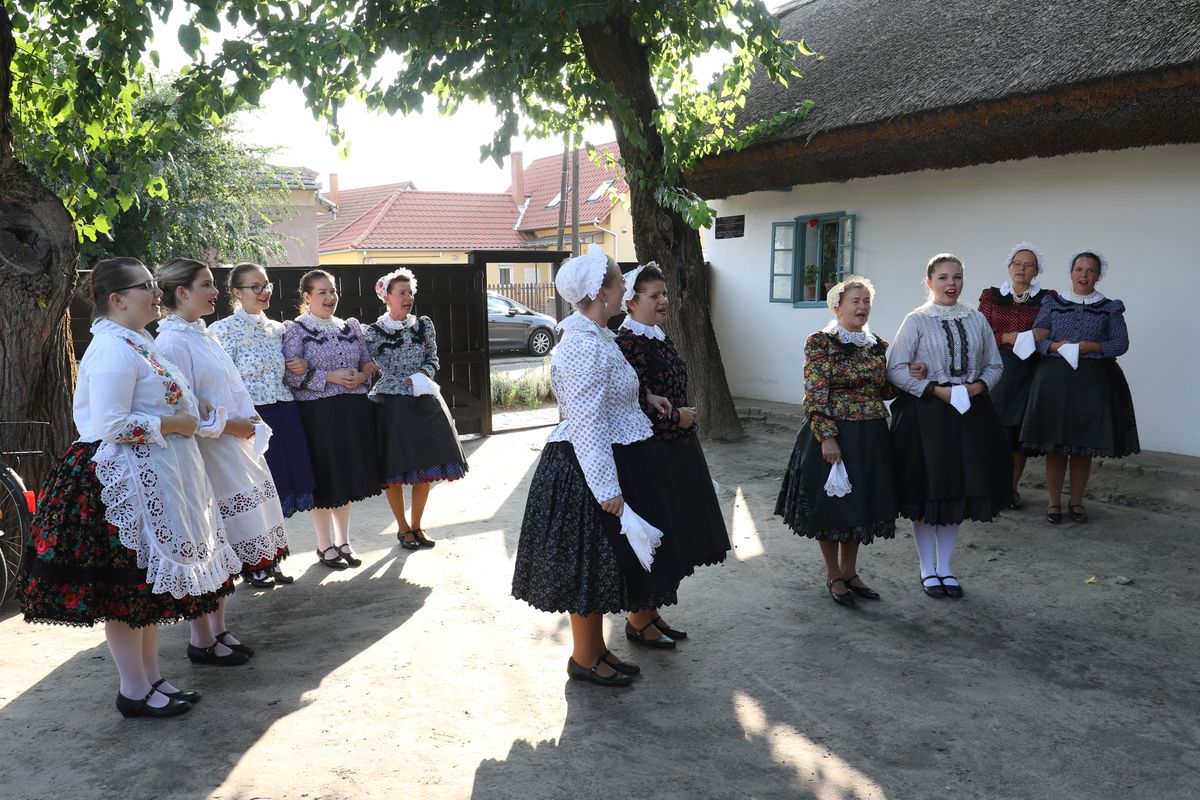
[[770, 221, 798, 302]]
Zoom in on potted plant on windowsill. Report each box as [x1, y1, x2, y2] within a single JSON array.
[[803, 264, 820, 301]]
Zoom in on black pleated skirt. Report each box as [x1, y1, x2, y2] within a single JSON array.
[[775, 418, 897, 543], [511, 441, 685, 614], [370, 393, 469, 485], [890, 391, 1012, 525], [991, 349, 1039, 453], [256, 401, 316, 518], [296, 393, 382, 508], [649, 434, 730, 569], [1020, 357, 1140, 458]]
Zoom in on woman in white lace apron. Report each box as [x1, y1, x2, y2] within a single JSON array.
[[886, 254, 1012, 600], [17, 258, 241, 718], [774, 276, 900, 606], [511, 246, 688, 688], [156, 258, 290, 663]]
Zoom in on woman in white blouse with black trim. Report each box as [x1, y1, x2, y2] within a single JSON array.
[[156, 258, 289, 664], [17, 257, 241, 718], [511, 246, 687, 689]]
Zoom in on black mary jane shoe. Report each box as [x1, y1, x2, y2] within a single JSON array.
[[921, 576, 948, 599], [1069, 504, 1089, 524], [845, 574, 881, 601], [600, 648, 641, 676], [566, 656, 633, 688], [216, 630, 254, 657], [827, 577, 856, 606], [939, 575, 964, 599], [649, 615, 687, 640], [1045, 505, 1063, 525], [413, 528, 436, 549], [1008, 490, 1024, 510], [398, 530, 421, 550], [242, 569, 275, 589], [116, 689, 191, 719], [270, 565, 295, 585], [317, 545, 349, 569], [625, 619, 676, 649], [337, 544, 363, 567], [151, 678, 201, 704], [187, 642, 250, 667]]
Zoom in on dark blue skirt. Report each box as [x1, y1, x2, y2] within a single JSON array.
[[256, 401, 316, 518]]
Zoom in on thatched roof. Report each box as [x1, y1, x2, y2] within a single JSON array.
[[687, 0, 1200, 198]]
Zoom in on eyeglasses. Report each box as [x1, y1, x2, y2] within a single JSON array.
[[234, 282, 274, 294], [114, 279, 159, 293], [1009, 261, 1038, 269]]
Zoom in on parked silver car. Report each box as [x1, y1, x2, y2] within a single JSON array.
[[487, 292, 559, 356]]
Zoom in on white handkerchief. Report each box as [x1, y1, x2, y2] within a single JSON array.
[[1058, 342, 1080, 369], [253, 421, 272, 457], [950, 384, 971, 415], [824, 461, 852, 497], [410, 372, 440, 396], [1013, 330, 1036, 360], [619, 504, 664, 572], [197, 405, 229, 437]]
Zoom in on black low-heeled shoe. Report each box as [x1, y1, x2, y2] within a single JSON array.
[[116, 689, 191, 719], [398, 530, 421, 550], [270, 565, 295, 585], [1046, 505, 1063, 525], [939, 575, 964, 599], [317, 545, 349, 569], [922, 576, 948, 598], [649, 615, 687, 640], [242, 569, 274, 588], [337, 544, 362, 567], [413, 528, 436, 548], [827, 578, 856, 606], [1008, 490, 1024, 510], [187, 642, 250, 666], [624, 619, 676, 649], [845, 574, 881, 601], [151, 678, 201, 704], [566, 657, 633, 688], [1069, 504, 1088, 524], [600, 649, 640, 675], [216, 630, 254, 657]]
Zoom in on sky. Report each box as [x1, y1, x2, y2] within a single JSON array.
[[155, 2, 794, 195]]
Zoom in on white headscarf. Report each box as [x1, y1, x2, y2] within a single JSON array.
[[1001, 241, 1045, 296], [621, 262, 659, 310], [555, 244, 610, 305], [1067, 248, 1108, 280]]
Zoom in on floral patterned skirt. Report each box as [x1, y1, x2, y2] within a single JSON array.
[[18, 441, 233, 628]]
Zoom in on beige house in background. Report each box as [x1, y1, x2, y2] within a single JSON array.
[[264, 166, 333, 266]]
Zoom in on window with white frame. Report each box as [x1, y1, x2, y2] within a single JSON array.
[[769, 212, 856, 305], [498, 264, 514, 285]]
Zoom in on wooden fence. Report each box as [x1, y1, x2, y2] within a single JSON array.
[[487, 282, 559, 318]]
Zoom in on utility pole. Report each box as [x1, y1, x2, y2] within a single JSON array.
[[554, 134, 569, 251], [570, 132, 580, 256]]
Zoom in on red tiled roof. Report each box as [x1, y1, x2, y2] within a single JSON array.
[[511, 142, 629, 232], [319, 190, 527, 252], [318, 181, 416, 243]]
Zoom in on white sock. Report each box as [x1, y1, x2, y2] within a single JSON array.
[[912, 520, 938, 582], [312, 508, 334, 552], [331, 503, 352, 548], [935, 524, 960, 585]]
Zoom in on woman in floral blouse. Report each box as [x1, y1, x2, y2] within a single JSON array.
[[363, 268, 468, 550], [18, 257, 241, 718], [775, 276, 898, 605], [282, 270, 381, 569], [615, 263, 728, 640], [976, 242, 1057, 509], [1020, 250, 1139, 524]]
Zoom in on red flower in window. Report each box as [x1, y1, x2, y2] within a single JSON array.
[[808, 217, 820, 228]]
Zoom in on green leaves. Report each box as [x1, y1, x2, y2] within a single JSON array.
[[177, 24, 201, 56]]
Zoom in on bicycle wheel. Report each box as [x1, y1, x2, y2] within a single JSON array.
[[0, 463, 35, 605]]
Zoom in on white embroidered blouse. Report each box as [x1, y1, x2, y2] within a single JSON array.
[[74, 319, 240, 598], [546, 312, 652, 502], [208, 309, 294, 405], [156, 315, 261, 437]]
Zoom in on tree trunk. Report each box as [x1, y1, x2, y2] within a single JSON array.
[[578, 16, 744, 441], [0, 8, 79, 487]]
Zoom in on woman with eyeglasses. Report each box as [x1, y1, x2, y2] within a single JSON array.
[[282, 269, 381, 569], [18, 257, 241, 718], [209, 263, 315, 586]]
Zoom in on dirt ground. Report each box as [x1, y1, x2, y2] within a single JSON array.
[[1, 419, 1198, 800]]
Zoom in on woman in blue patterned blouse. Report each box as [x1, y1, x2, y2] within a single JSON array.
[[1020, 250, 1139, 524], [363, 269, 468, 550]]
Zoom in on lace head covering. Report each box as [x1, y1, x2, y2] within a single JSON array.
[[1068, 248, 1108, 280], [1002, 241, 1045, 295], [621, 261, 661, 310], [375, 267, 418, 301], [555, 244, 610, 305], [826, 274, 875, 315]]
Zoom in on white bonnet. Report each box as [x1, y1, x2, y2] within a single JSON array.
[[1068, 248, 1108, 280], [555, 244, 611, 305], [375, 267, 417, 301], [1005, 242, 1046, 274], [621, 262, 659, 308], [826, 274, 875, 315]]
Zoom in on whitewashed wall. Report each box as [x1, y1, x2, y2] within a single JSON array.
[[704, 144, 1200, 456]]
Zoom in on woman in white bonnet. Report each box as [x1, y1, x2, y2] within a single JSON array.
[[511, 246, 687, 688]]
